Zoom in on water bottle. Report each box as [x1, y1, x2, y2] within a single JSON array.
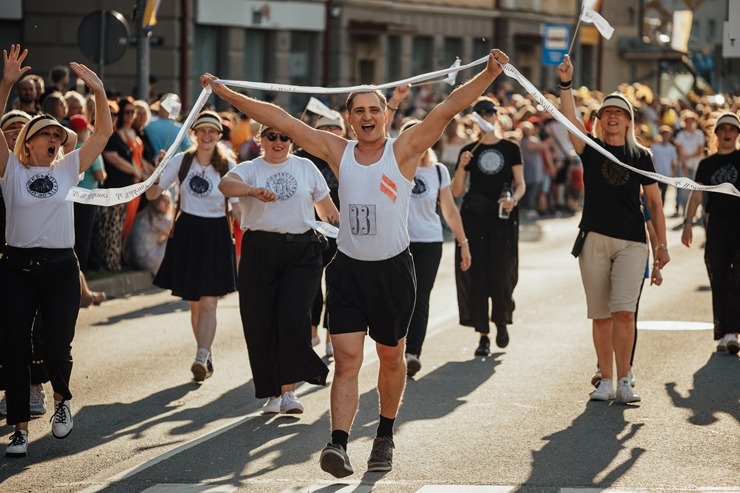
[[498, 187, 512, 220]]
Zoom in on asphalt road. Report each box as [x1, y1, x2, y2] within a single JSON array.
[[1, 210, 738, 493]]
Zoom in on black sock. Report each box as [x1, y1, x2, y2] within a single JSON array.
[[480, 335, 490, 342], [331, 430, 349, 450], [376, 415, 395, 439]]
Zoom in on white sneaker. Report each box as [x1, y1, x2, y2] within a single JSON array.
[[725, 334, 740, 355], [261, 396, 282, 414], [5, 430, 28, 458], [325, 341, 334, 357], [191, 349, 211, 382], [616, 378, 641, 403], [51, 400, 73, 439], [29, 385, 47, 416], [0, 392, 6, 416], [716, 334, 732, 352], [589, 378, 615, 401], [405, 353, 421, 377], [627, 367, 636, 387], [280, 391, 304, 414]]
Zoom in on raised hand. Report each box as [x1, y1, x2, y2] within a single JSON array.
[[200, 73, 230, 98], [487, 49, 509, 75], [69, 62, 104, 94], [2, 44, 31, 85], [558, 54, 573, 83]]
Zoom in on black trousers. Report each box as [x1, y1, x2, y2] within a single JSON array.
[[456, 210, 519, 332], [704, 214, 740, 340], [0, 247, 80, 425], [239, 232, 328, 399], [406, 242, 442, 357], [74, 202, 98, 273]]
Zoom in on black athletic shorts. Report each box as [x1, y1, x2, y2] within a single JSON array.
[[325, 249, 416, 347]]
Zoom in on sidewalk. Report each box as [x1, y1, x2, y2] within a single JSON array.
[[86, 270, 158, 299]]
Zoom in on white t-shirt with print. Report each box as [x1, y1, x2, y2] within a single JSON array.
[[0, 151, 81, 248], [227, 154, 329, 234], [408, 163, 450, 243], [158, 152, 236, 218]]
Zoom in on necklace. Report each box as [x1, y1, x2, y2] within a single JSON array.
[[196, 161, 210, 176]]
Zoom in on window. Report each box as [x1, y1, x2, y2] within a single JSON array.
[[244, 29, 273, 102], [412, 36, 434, 76], [387, 36, 401, 83], [289, 31, 318, 113]]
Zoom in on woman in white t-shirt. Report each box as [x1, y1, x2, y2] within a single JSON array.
[[147, 111, 239, 383], [219, 125, 338, 415], [400, 119, 471, 377], [0, 45, 113, 458]]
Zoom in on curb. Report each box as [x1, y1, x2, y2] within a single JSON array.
[[87, 271, 157, 300]]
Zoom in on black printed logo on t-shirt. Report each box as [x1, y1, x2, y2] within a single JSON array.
[[188, 173, 213, 197], [412, 175, 430, 197], [601, 159, 629, 186], [266, 172, 298, 200], [711, 164, 738, 185], [477, 148, 505, 175], [26, 174, 59, 198]]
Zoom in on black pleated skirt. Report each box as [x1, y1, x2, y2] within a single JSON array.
[[154, 212, 237, 301]]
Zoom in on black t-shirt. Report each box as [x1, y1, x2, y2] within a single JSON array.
[[694, 149, 740, 221], [457, 139, 523, 200], [102, 132, 134, 189], [579, 138, 656, 243]]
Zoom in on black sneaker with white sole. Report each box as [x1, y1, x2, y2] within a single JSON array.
[[320, 443, 354, 478], [367, 436, 394, 472]]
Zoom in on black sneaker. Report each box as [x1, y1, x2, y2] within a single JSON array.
[[367, 436, 394, 472], [474, 336, 490, 356], [495, 325, 509, 348], [320, 443, 354, 478]]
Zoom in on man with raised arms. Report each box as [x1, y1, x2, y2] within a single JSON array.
[[201, 48, 510, 477]]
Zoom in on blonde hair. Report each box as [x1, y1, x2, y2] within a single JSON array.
[[593, 101, 648, 158], [13, 114, 65, 166]]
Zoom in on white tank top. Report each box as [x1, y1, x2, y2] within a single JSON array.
[[337, 138, 413, 260]]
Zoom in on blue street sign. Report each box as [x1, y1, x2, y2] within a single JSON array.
[[543, 24, 571, 67]]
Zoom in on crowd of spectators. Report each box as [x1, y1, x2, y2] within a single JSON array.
[[4, 64, 739, 280]]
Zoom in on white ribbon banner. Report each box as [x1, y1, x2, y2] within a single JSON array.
[[66, 86, 213, 206], [215, 56, 490, 94], [69, 56, 738, 206], [498, 62, 740, 198]]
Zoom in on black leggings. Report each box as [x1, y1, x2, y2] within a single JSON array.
[[0, 247, 80, 425]]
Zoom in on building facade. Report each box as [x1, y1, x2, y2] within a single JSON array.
[[0, 0, 735, 115]]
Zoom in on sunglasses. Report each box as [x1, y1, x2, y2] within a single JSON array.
[[478, 109, 496, 117], [266, 132, 290, 142]]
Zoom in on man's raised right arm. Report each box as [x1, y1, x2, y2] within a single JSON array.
[[200, 74, 343, 165]]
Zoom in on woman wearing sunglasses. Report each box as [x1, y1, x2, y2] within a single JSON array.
[[218, 124, 338, 415], [0, 45, 113, 458]]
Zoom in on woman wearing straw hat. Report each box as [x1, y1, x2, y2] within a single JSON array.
[[147, 111, 239, 382], [0, 45, 113, 458], [681, 112, 740, 355], [558, 54, 669, 404]]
